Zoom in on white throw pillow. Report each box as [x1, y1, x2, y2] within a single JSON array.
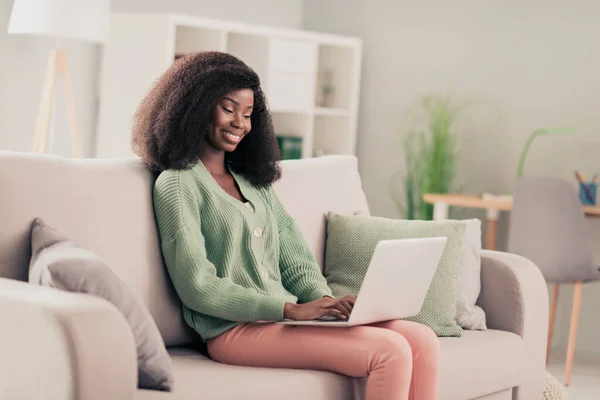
[[455, 218, 487, 330]]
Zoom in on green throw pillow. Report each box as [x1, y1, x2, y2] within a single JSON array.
[[324, 212, 466, 337]]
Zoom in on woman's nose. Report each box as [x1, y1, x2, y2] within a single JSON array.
[[231, 114, 243, 129]]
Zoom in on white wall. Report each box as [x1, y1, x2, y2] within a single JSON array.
[[0, 0, 99, 157], [303, 0, 600, 357], [0, 0, 304, 156], [112, 0, 304, 28]]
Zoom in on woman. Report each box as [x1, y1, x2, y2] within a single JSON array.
[[133, 51, 439, 400]]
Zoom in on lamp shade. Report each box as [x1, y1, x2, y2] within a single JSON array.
[[8, 0, 110, 43]]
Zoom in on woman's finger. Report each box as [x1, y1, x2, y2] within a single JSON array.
[[345, 295, 357, 306], [324, 308, 346, 320], [342, 298, 356, 313], [329, 301, 351, 318], [336, 299, 353, 316]]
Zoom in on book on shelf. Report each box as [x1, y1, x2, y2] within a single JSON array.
[[276, 135, 303, 160]]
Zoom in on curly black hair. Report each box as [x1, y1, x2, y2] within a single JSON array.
[[132, 51, 281, 187]]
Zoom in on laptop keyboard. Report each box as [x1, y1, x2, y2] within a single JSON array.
[[316, 315, 346, 322]]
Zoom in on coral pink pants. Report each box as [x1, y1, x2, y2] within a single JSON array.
[[207, 320, 439, 400]]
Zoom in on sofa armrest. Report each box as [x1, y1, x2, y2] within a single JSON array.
[[477, 250, 549, 400], [0, 278, 137, 400]]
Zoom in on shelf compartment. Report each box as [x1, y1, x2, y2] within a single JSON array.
[[268, 37, 317, 73], [267, 70, 315, 112], [226, 33, 269, 89], [271, 112, 312, 159], [174, 26, 224, 58], [313, 115, 351, 157], [315, 44, 355, 110], [314, 107, 349, 117]]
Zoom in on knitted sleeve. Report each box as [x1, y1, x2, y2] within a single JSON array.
[[153, 171, 285, 322], [265, 187, 333, 303]]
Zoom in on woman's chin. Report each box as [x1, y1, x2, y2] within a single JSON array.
[[221, 137, 244, 152], [208, 135, 243, 152], [223, 142, 239, 152], [219, 142, 239, 153]]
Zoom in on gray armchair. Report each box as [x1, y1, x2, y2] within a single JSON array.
[[508, 176, 600, 386]]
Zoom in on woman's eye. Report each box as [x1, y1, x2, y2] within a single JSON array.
[[244, 115, 251, 120], [221, 106, 233, 114]]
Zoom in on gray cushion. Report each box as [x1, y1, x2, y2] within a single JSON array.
[[28, 218, 174, 391]]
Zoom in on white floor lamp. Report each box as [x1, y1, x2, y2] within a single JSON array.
[[7, 0, 110, 158]]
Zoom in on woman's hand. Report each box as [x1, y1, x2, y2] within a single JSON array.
[[284, 295, 357, 321]]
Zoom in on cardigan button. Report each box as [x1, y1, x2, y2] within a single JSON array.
[[253, 227, 263, 237]]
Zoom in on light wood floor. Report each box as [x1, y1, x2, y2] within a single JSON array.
[[547, 350, 600, 399]]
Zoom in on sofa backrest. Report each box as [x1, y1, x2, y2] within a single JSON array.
[[0, 151, 199, 347], [271, 155, 370, 269], [0, 152, 369, 346]]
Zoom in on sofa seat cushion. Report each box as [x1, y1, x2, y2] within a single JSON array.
[[132, 331, 524, 400], [137, 347, 357, 400], [439, 330, 525, 399]]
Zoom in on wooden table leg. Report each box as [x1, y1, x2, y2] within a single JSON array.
[[433, 202, 449, 220], [485, 209, 499, 250], [433, 202, 499, 250]]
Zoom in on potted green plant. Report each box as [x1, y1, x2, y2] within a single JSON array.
[[395, 94, 460, 220], [516, 127, 573, 177]]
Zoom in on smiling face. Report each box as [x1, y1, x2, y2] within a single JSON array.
[[206, 88, 254, 153]]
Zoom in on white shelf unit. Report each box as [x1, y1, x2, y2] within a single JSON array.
[[95, 13, 362, 160]]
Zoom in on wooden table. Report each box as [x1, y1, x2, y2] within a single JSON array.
[[422, 193, 600, 250]]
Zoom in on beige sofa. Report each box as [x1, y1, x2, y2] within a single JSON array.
[[0, 151, 548, 400]]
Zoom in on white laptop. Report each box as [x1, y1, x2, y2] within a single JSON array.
[[277, 236, 447, 327]]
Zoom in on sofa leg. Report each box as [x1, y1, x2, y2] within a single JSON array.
[[565, 281, 583, 386], [546, 284, 559, 363]]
